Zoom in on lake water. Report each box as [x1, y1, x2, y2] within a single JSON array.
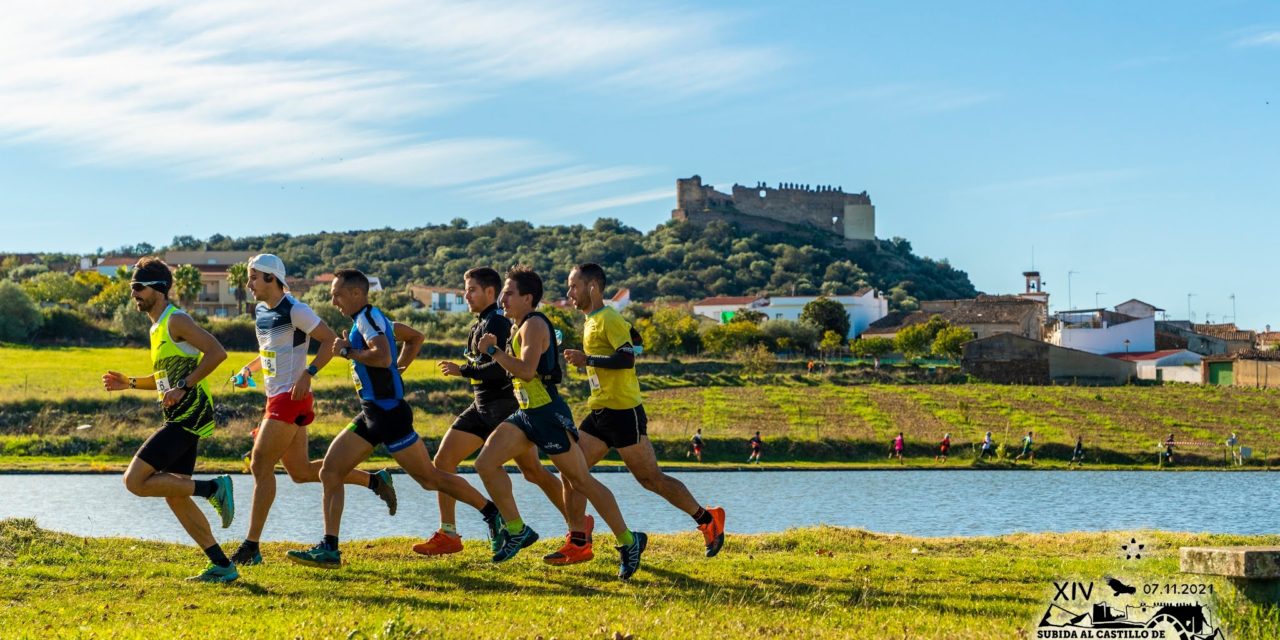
[[1, 470, 1275, 543]]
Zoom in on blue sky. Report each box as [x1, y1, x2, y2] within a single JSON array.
[[1, 1, 1277, 328]]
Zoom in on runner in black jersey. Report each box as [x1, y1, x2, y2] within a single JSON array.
[[413, 267, 566, 556]]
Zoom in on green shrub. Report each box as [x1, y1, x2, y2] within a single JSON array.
[[0, 281, 43, 342]]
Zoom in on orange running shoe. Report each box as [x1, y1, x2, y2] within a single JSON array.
[[543, 539, 594, 565], [412, 530, 463, 556], [543, 515, 596, 565], [698, 506, 726, 557]]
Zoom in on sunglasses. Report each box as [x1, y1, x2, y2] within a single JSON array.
[[130, 280, 167, 292]]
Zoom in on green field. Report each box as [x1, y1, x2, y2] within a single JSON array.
[[2, 345, 1279, 469], [0, 518, 1275, 639]]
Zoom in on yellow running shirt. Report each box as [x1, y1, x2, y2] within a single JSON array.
[[582, 306, 643, 411]]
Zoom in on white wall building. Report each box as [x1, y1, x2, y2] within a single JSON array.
[[1047, 310, 1155, 355], [695, 289, 889, 338], [760, 288, 889, 338], [410, 286, 466, 312], [1107, 349, 1202, 383], [692, 296, 768, 323]]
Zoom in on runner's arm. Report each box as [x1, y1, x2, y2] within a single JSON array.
[[167, 313, 228, 387], [103, 371, 158, 391], [305, 321, 337, 374], [486, 320, 546, 380], [459, 318, 510, 381], [393, 321, 424, 372], [586, 344, 634, 369]]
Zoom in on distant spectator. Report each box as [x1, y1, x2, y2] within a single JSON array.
[[690, 429, 704, 463], [979, 431, 994, 460], [748, 431, 763, 464], [1226, 432, 1240, 466], [890, 432, 905, 462], [936, 433, 951, 463], [1069, 436, 1085, 468], [807, 360, 815, 375], [1014, 431, 1035, 464], [1163, 432, 1176, 466]]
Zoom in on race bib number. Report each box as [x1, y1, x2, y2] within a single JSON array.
[[586, 367, 601, 392], [260, 350, 277, 377], [154, 370, 171, 394], [350, 360, 363, 391], [515, 388, 530, 408]]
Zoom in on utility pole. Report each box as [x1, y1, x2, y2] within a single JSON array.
[[1187, 293, 1197, 323], [1067, 270, 1079, 310], [1229, 293, 1237, 325], [1095, 291, 1106, 309]]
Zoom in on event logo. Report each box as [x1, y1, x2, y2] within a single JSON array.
[[1034, 577, 1225, 639]]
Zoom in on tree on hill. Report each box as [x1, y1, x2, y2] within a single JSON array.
[[850, 336, 895, 368], [932, 325, 975, 362], [0, 281, 43, 342]]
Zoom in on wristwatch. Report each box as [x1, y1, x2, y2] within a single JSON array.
[[339, 346, 350, 358], [486, 345, 497, 356], [305, 364, 319, 376], [176, 378, 188, 390]]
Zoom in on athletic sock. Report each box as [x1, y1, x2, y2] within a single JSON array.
[[322, 535, 339, 551], [505, 518, 524, 535], [617, 530, 635, 546], [204, 544, 231, 568], [480, 501, 500, 520], [368, 473, 381, 492], [193, 480, 217, 499], [440, 523, 458, 536], [240, 539, 260, 552], [569, 531, 588, 546], [692, 507, 713, 526]]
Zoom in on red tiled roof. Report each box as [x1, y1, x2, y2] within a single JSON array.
[[693, 295, 763, 306], [1104, 349, 1193, 362], [610, 287, 631, 302], [98, 257, 135, 266]]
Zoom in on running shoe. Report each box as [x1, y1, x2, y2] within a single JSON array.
[[186, 563, 239, 583], [698, 506, 727, 558], [616, 531, 648, 581], [286, 544, 342, 569], [208, 475, 234, 529], [483, 510, 505, 553], [491, 526, 539, 563], [412, 530, 463, 556], [373, 469, 397, 516], [542, 515, 595, 565], [230, 543, 262, 566]]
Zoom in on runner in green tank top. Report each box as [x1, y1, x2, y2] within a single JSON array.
[[100, 257, 238, 583], [473, 266, 648, 580]]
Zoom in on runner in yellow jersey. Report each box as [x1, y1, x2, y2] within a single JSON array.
[[100, 257, 237, 583], [472, 266, 648, 579], [557, 263, 726, 562]]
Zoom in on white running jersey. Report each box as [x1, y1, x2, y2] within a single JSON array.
[[254, 294, 322, 397]]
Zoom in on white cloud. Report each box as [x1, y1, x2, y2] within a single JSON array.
[[549, 187, 673, 219], [0, 1, 782, 190], [467, 166, 656, 201], [960, 169, 1146, 196], [1234, 30, 1280, 48]]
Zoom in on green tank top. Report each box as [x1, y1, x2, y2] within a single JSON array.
[[508, 315, 555, 410], [150, 304, 216, 436]]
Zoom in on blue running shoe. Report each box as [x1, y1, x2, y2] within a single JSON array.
[[373, 469, 397, 516], [186, 563, 239, 583], [208, 475, 234, 529], [286, 544, 341, 569], [491, 526, 539, 563], [617, 531, 648, 581]]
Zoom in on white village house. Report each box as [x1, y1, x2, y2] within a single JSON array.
[[693, 289, 889, 339], [1047, 309, 1156, 355]]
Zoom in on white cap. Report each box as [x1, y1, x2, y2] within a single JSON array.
[[248, 253, 287, 286]]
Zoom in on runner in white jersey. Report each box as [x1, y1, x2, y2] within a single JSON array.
[[229, 254, 397, 567]]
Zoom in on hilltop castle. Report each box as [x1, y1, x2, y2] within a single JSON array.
[[671, 175, 876, 242]]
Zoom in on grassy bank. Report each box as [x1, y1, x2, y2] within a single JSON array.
[[3, 345, 1278, 470], [1, 518, 1276, 639]]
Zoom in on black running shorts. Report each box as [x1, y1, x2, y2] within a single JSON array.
[[135, 422, 201, 476], [348, 400, 420, 454], [450, 398, 519, 441], [578, 405, 648, 450]]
